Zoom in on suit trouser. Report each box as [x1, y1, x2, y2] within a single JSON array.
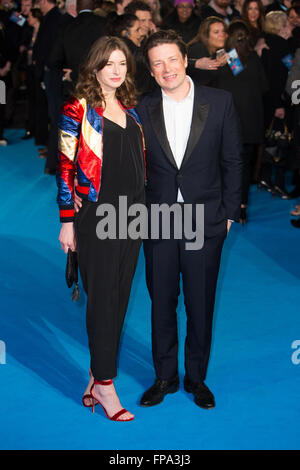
[[143, 227, 226, 383], [75, 200, 141, 381]]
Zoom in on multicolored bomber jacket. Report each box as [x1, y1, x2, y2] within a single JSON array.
[[56, 96, 146, 223]]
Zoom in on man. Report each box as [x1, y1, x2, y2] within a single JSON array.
[[50, 0, 105, 93], [136, 30, 242, 409], [201, 0, 240, 24], [33, 0, 66, 172], [125, 0, 156, 37]]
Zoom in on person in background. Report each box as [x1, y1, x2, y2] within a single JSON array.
[[285, 43, 300, 203], [287, 3, 300, 50], [234, 0, 245, 15], [214, 20, 268, 223], [259, 10, 294, 198], [0, 18, 14, 145], [161, 0, 201, 44], [242, 0, 265, 46], [146, 0, 162, 25], [125, 0, 156, 38], [265, 0, 292, 13], [187, 16, 228, 85], [109, 12, 156, 93], [22, 8, 44, 143], [201, 0, 241, 24]]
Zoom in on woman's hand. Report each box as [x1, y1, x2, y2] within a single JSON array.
[[195, 57, 220, 70], [59, 222, 76, 253], [216, 53, 229, 67]]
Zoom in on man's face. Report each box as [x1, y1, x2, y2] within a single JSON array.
[[38, 0, 48, 15], [135, 9, 153, 35], [215, 0, 230, 9], [21, 0, 33, 16], [148, 43, 187, 95]]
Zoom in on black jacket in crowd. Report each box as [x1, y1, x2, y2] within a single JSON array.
[[161, 10, 201, 44], [214, 51, 269, 144], [50, 11, 106, 85], [261, 33, 293, 127]]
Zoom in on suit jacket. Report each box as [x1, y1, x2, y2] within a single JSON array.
[[33, 6, 64, 81], [50, 12, 105, 85], [136, 84, 243, 237]]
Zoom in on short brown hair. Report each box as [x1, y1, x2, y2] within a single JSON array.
[[143, 29, 187, 69], [75, 36, 137, 109]]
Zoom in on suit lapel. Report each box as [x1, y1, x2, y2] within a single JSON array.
[[148, 99, 178, 169], [181, 99, 210, 168]]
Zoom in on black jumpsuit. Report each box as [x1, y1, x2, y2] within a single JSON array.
[[75, 114, 145, 381]]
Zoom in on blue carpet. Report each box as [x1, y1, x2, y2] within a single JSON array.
[[0, 129, 300, 450]]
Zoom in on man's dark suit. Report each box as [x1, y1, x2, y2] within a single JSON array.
[[50, 11, 106, 90], [136, 84, 243, 383]]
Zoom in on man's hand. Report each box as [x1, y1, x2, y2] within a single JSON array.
[[62, 68, 72, 82], [274, 107, 285, 119], [227, 220, 232, 233]]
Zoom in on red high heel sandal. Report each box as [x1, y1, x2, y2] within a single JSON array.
[[82, 369, 98, 408], [90, 380, 134, 422]]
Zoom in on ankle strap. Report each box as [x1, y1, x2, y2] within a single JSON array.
[[94, 379, 113, 385]]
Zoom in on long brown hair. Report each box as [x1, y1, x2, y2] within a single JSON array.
[[188, 17, 227, 54], [75, 36, 137, 109], [242, 0, 265, 31], [226, 20, 251, 66]]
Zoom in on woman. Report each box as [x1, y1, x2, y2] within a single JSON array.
[[161, 0, 201, 44], [22, 8, 44, 143], [187, 17, 228, 86], [57, 36, 145, 421], [242, 0, 265, 47], [214, 20, 268, 223], [110, 13, 156, 94], [259, 11, 293, 198]]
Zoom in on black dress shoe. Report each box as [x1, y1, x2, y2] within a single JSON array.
[[291, 218, 300, 228], [21, 131, 34, 140], [257, 180, 273, 193], [288, 188, 300, 199], [272, 186, 291, 200], [184, 378, 215, 409], [140, 377, 179, 407]]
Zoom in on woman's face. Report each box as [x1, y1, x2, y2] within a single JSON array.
[[95, 49, 127, 94], [208, 22, 227, 52], [127, 20, 143, 46], [247, 2, 260, 24], [176, 3, 193, 23], [27, 11, 36, 27]]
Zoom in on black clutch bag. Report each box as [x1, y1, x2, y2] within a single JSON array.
[[65, 249, 80, 301]]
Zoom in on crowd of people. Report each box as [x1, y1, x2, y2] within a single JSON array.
[[1, 0, 300, 224], [1, 0, 300, 421]]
